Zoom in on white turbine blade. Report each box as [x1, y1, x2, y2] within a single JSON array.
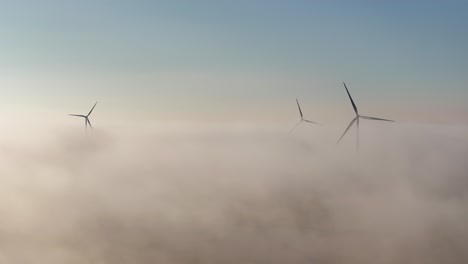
[[303, 119, 322, 125], [289, 120, 302, 134], [360, 115, 395, 122], [296, 98, 303, 119], [87, 118, 93, 130], [343, 82, 359, 115], [87, 101, 98, 116], [337, 117, 357, 144], [69, 114, 86, 117]]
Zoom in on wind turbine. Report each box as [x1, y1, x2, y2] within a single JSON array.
[[337, 82, 394, 151], [290, 98, 321, 133], [69, 102, 98, 132]]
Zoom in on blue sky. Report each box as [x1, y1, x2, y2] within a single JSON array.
[[0, 0, 467, 122]]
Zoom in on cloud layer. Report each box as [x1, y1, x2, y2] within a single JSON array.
[[0, 124, 467, 263]]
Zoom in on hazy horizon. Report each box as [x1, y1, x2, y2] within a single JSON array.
[[1, 0, 467, 123]]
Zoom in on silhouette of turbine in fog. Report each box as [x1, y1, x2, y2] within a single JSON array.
[[69, 102, 98, 132], [337, 82, 394, 151], [290, 98, 321, 134]]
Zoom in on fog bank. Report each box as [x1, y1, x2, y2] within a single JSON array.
[[0, 124, 467, 263]]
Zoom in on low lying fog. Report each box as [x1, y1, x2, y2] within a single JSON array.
[[0, 123, 467, 263]]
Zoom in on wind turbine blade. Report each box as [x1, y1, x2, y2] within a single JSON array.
[[87, 101, 98, 116], [360, 116, 395, 122], [87, 118, 93, 130], [289, 120, 302, 134], [343, 82, 358, 115], [69, 114, 86, 117], [303, 119, 321, 125], [296, 99, 303, 119], [337, 117, 357, 144]]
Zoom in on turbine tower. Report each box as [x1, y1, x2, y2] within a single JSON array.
[[69, 102, 98, 132], [290, 98, 321, 133], [337, 83, 394, 151]]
